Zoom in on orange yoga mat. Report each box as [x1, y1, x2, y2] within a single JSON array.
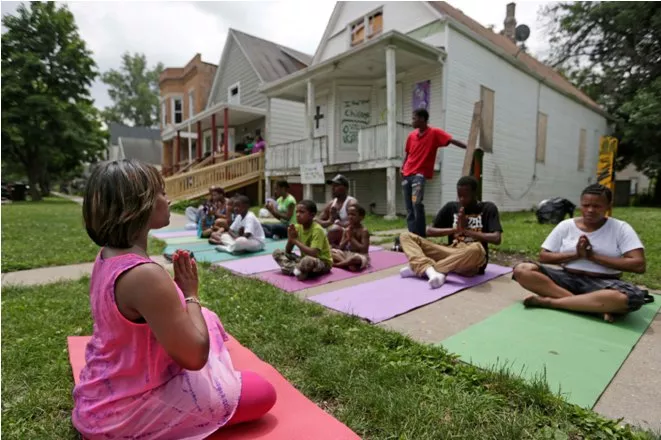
[[68, 336, 360, 440]]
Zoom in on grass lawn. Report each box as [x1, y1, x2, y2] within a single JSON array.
[[2, 270, 653, 440], [1, 198, 166, 272]]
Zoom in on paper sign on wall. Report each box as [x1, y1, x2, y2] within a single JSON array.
[[340, 99, 371, 150], [300, 162, 325, 184]]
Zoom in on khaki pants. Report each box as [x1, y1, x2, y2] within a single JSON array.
[[399, 232, 486, 276]]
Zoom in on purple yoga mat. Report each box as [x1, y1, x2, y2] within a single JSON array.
[[215, 245, 385, 275], [255, 250, 408, 292], [309, 264, 513, 323], [151, 230, 197, 239]]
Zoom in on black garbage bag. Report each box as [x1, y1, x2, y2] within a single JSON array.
[[536, 197, 576, 225]]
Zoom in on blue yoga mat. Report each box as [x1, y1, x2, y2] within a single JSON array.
[[191, 240, 287, 264]]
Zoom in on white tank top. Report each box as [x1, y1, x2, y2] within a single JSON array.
[[332, 196, 357, 221]]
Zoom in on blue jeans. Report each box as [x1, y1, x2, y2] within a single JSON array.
[[402, 174, 426, 237]]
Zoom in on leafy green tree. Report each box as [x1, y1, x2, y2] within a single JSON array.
[[1, 2, 106, 200], [543, 1, 661, 203], [101, 52, 164, 127]]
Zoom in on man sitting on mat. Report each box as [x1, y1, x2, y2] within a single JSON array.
[[273, 200, 333, 281], [212, 195, 266, 254], [399, 176, 503, 289], [315, 174, 358, 248], [513, 184, 652, 323], [331, 204, 371, 272]]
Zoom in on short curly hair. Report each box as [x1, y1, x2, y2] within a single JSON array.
[[83, 159, 164, 248]]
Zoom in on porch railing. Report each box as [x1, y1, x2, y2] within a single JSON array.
[[358, 122, 413, 162], [164, 152, 264, 202], [266, 136, 329, 171]]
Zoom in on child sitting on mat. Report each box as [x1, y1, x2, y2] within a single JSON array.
[[273, 199, 333, 280], [212, 195, 265, 254], [74, 159, 276, 439], [331, 204, 371, 272]]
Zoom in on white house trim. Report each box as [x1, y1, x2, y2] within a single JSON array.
[[170, 94, 184, 125], [311, 2, 342, 65], [259, 30, 446, 96]]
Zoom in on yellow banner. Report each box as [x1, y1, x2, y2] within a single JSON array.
[[596, 136, 618, 189]]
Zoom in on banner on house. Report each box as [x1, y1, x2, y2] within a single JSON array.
[[339, 99, 371, 150], [300, 162, 325, 184], [596, 136, 618, 189], [412, 80, 430, 111]]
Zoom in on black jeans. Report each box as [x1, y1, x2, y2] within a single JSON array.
[[262, 222, 288, 239], [402, 174, 426, 237]]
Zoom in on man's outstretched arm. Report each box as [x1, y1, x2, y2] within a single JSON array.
[[449, 139, 467, 149]]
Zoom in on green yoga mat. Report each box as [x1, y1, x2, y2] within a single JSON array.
[[164, 238, 285, 257], [439, 298, 660, 408], [181, 240, 287, 264], [163, 236, 207, 245]]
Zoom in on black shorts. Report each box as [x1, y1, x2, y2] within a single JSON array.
[[529, 264, 651, 312]]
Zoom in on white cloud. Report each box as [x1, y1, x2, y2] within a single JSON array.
[[2, 1, 554, 112]]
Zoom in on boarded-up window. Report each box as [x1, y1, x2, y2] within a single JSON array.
[[578, 128, 587, 171], [536, 112, 548, 163], [351, 10, 383, 47], [480, 86, 495, 152]]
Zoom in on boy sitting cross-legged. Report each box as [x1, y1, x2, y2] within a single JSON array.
[[273, 199, 333, 280], [331, 204, 371, 272], [212, 195, 266, 254]]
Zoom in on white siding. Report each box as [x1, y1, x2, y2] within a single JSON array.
[[316, 1, 438, 63], [270, 98, 306, 145], [209, 37, 265, 109], [442, 29, 607, 211]]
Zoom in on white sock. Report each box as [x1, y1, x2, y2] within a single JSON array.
[[293, 268, 302, 277], [400, 266, 417, 278], [216, 245, 230, 253], [425, 267, 446, 289]]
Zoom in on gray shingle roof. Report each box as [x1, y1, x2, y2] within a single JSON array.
[[231, 29, 312, 83], [119, 138, 162, 166], [108, 123, 162, 166], [108, 122, 161, 145]]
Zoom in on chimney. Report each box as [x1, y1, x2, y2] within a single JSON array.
[[503, 2, 517, 42]]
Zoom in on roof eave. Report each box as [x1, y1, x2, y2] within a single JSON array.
[[259, 30, 447, 96]]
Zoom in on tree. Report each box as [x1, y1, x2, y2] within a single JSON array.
[[543, 2, 661, 203], [1, 2, 107, 201], [101, 52, 164, 127]]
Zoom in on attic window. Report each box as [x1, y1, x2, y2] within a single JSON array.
[[350, 10, 383, 47], [228, 82, 240, 105]]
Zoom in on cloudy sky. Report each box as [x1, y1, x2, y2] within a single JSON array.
[[1, 1, 552, 111]]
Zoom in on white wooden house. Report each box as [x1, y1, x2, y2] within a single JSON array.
[[161, 29, 310, 164], [260, 1, 610, 217]]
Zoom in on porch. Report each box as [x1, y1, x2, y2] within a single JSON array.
[[265, 122, 412, 174], [161, 102, 266, 176], [260, 30, 445, 217]]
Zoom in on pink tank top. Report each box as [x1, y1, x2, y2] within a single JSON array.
[[72, 252, 242, 439]]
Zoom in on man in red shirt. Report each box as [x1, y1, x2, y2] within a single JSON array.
[[401, 108, 467, 237]]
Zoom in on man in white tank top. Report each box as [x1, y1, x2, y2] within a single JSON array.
[[315, 174, 357, 247]]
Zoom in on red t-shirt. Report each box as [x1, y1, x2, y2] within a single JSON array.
[[402, 127, 452, 179]]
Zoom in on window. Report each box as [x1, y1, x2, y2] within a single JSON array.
[[204, 133, 212, 154], [479, 86, 495, 152], [172, 97, 183, 124], [536, 112, 548, 163], [350, 10, 383, 47], [161, 100, 166, 127], [188, 91, 195, 118], [578, 128, 587, 171], [228, 82, 240, 105]]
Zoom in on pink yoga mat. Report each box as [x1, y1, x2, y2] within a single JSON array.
[[309, 264, 513, 323], [255, 250, 408, 292], [68, 336, 359, 440], [152, 230, 197, 239], [215, 245, 384, 275]]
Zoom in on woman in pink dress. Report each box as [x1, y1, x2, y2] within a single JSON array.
[[73, 159, 276, 439]]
